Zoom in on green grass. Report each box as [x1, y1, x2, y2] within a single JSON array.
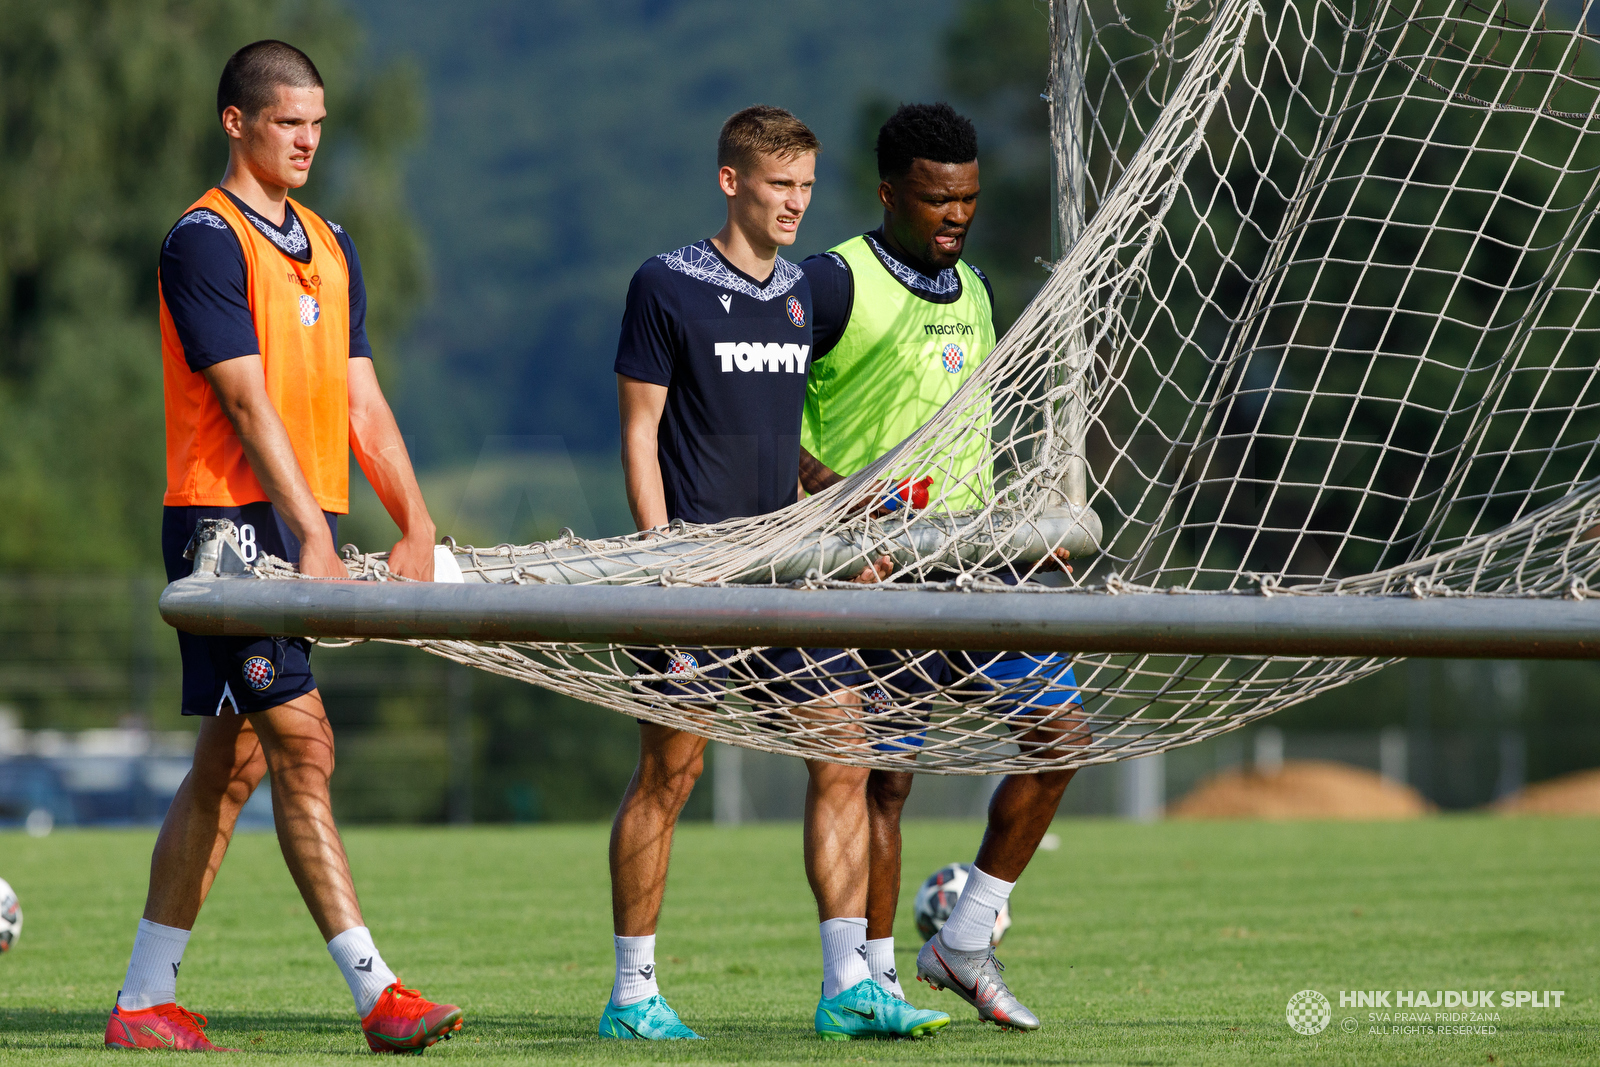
[[0, 818, 1595, 1064]]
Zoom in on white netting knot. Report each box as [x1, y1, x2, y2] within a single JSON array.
[[1245, 573, 1280, 598]]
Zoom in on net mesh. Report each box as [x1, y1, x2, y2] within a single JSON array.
[[263, 0, 1600, 772]]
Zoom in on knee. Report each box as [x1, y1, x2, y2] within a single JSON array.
[[867, 770, 913, 814], [812, 760, 870, 797], [634, 750, 704, 812], [265, 732, 337, 787], [1025, 767, 1077, 803], [188, 747, 267, 806], [1020, 705, 1092, 752]]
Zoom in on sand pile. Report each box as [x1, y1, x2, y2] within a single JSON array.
[[1169, 760, 1432, 819], [1493, 768, 1600, 815]]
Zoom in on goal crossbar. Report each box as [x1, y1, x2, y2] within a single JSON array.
[[159, 573, 1600, 660]]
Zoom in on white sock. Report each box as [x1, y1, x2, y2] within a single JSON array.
[[865, 937, 902, 997], [327, 926, 397, 1017], [611, 934, 659, 1007], [819, 917, 871, 998], [941, 865, 1015, 951], [117, 919, 191, 1010]]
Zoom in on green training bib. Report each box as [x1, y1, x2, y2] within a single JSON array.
[[801, 235, 997, 511]]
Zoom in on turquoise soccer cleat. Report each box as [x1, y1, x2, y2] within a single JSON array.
[[815, 979, 951, 1040], [598, 994, 704, 1039]]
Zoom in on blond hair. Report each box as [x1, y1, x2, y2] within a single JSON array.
[[717, 105, 820, 173]]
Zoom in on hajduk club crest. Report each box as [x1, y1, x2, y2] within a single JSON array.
[[786, 295, 805, 328], [299, 294, 321, 326], [243, 656, 276, 691], [667, 652, 700, 677], [942, 343, 965, 373]]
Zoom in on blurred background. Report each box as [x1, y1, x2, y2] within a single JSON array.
[[2, 0, 1597, 831]]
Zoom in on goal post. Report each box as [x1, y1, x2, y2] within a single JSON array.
[[163, 528, 1600, 659]]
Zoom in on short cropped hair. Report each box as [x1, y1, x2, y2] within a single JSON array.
[[217, 40, 324, 122], [717, 105, 821, 173], [876, 103, 978, 179]]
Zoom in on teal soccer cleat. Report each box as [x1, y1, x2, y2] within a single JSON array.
[[815, 979, 951, 1040], [598, 994, 704, 1039]]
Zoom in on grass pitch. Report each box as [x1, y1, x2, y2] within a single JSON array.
[[0, 817, 1594, 1064]]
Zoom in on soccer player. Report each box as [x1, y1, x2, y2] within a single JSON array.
[[603, 106, 949, 1043], [800, 103, 1085, 1031], [105, 42, 462, 1053]]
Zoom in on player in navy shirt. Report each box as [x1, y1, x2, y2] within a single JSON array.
[[601, 106, 948, 1043], [614, 238, 811, 523]]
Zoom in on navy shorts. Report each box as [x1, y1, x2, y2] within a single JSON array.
[[163, 503, 337, 716], [859, 649, 951, 753], [634, 646, 868, 708]]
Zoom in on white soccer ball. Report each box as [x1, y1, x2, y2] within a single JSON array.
[[912, 862, 1011, 946], [0, 878, 21, 954]]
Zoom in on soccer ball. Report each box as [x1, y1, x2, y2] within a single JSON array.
[[912, 862, 1011, 946], [0, 878, 21, 953]]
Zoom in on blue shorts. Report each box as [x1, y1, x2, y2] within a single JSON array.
[[862, 651, 1082, 753], [957, 652, 1083, 710], [163, 503, 337, 716], [634, 647, 868, 708]]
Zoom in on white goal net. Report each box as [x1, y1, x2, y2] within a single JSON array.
[[259, 0, 1600, 773]]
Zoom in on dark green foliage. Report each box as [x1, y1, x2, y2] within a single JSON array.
[[939, 0, 1056, 332], [467, 671, 650, 824], [0, 0, 423, 572], [345, 0, 956, 462], [0, 577, 175, 730], [1049, 1, 1600, 587]]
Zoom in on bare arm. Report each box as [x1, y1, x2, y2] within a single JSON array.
[[201, 356, 346, 579], [618, 374, 669, 531], [348, 358, 437, 580], [799, 446, 843, 496]]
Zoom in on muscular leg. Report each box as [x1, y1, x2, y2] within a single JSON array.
[[797, 688, 869, 921], [251, 691, 365, 940], [973, 707, 1091, 881], [973, 768, 1077, 881], [804, 759, 870, 920], [915, 705, 1090, 1030], [144, 690, 364, 941], [610, 723, 707, 935], [142, 713, 268, 929], [864, 770, 913, 939]]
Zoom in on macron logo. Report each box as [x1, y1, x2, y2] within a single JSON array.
[[718, 294, 733, 313], [715, 342, 809, 374]]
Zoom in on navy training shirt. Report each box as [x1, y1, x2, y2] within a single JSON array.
[[614, 240, 813, 525], [801, 229, 996, 360], [160, 188, 373, 372]]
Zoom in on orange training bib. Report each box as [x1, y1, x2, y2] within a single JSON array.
[[160, 188, 352, 513]]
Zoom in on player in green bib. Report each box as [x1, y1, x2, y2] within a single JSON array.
[[799, 230, 996, 510], [799, 104, 1084, 1032]]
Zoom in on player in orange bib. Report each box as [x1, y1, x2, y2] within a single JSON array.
[[104, 41, 462, 1054]]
